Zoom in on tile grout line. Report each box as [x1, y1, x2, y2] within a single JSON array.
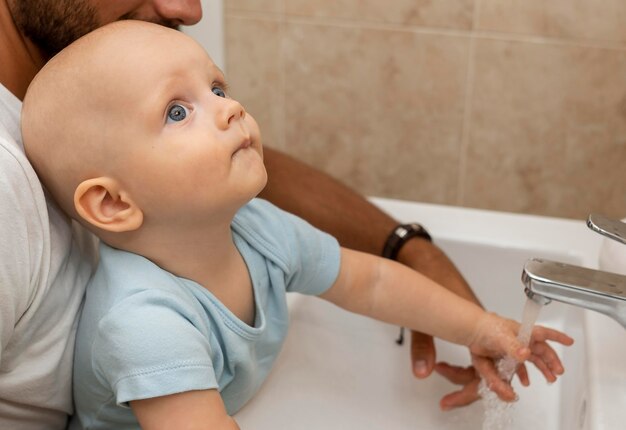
[[226, 10, 626, 53], [456, 0, 482, 206], [279, 0, 287, 150]]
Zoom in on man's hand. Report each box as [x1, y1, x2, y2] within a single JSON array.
[[434, 316, 573, 410], [433, 359, 519, 410], [434, 362, 482, 409], [396, 236, 496, 410]]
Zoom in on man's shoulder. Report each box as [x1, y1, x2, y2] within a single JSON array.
[[0, 83, 38, 199], [0, 124, 42, 199], [0, 130, 49, 260], [0, 83, 22, 144], [0, 134, 27, 175]]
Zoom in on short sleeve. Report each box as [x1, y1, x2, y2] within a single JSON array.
[[0, 143, 44, 361], [232, 199, 341, 296], [91, 290, 219, 406]]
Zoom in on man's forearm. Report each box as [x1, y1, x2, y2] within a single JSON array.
[[260, 147, 398, 253], [397, 239, 482, 305]]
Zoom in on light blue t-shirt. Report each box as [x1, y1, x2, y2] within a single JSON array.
[[70, 199, 341, 430]]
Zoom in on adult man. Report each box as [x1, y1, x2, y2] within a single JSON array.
[[0, 1, 481, 428]]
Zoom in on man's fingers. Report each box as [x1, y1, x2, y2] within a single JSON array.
[[516, 362, 530, 387], [411, 331, 435, 378], [439, 379, 481, 410], [434, 362, 476, 385]]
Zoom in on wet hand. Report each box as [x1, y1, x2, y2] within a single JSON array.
[[469, 313, 573, 383], [436, 314, 574, 410]]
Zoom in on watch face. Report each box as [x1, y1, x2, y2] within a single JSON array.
[[403, 224, 432, 241], [383, 223, 432, 260], [396, 226, 410, 238]]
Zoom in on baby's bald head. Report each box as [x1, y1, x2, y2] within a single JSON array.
[[22, 20, 191, 219], [21, 20, 263, 246]]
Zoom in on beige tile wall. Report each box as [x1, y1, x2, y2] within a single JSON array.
[[224, 0, 626, 220]]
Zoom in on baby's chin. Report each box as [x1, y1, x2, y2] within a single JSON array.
[[231, 152, 267, 198], [251, 165, 269, 197]]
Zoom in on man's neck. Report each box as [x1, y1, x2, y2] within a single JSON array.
[[0, 0, 46, 100]]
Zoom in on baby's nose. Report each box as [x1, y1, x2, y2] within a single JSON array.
[[218, 100, 246, 130]]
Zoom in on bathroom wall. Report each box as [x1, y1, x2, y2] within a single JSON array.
[[223, 0, 626, 220], [183, 0, 225, 70]]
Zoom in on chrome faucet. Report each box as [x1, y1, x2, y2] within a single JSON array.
[[522, 214, 626, 328]]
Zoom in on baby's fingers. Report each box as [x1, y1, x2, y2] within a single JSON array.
[[472, 356, 516, 402], [528, 342, 566, 382], [528, 354, 557, 383], [531, 326, 574, 346]]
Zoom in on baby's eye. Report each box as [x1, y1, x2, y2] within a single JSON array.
[[212, 86, 226, 98], [166, 104, 189, 123]]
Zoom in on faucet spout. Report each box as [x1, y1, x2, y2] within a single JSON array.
[[587, 214, 626, 245], [522, 258, 626, 328], [523, 285, 552, 306]]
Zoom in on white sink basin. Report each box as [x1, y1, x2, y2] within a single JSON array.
[[235, 198, 626, 429]]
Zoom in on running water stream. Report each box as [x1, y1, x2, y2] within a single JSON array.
[[480, 298, 543, 430]]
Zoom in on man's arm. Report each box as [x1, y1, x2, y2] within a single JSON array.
[[259, 148, 481, 377]]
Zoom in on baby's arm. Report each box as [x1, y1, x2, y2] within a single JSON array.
[[131, 389, 239, 430], [321, 248, 486, 345], [320, 248, 573, 398]]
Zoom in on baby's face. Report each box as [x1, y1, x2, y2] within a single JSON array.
[[97, 26, 267, 221]]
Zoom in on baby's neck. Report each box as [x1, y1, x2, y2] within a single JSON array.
[[113, 218, 256, 325], [113, 217, 243, 294]]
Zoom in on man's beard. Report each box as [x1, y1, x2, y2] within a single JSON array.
[[7, 0, 180, 59], [8, 0, 99, 58]]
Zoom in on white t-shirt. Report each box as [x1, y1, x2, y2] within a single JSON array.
[[0, 83, 96, 429]]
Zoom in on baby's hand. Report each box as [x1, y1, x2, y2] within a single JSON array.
[[468, 312, 574, 401]]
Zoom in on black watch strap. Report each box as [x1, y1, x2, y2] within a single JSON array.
[[382, 223, 432, 261]]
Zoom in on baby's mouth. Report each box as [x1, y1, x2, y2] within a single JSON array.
[[233, 138, 252, 156]]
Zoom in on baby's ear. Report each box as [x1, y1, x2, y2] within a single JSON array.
[[74, 177, 143, 233]]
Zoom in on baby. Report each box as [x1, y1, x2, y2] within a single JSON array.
[[21, 21, 573, 430]]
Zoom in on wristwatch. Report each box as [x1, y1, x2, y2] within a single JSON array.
[[382, 223, 432, 261]]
